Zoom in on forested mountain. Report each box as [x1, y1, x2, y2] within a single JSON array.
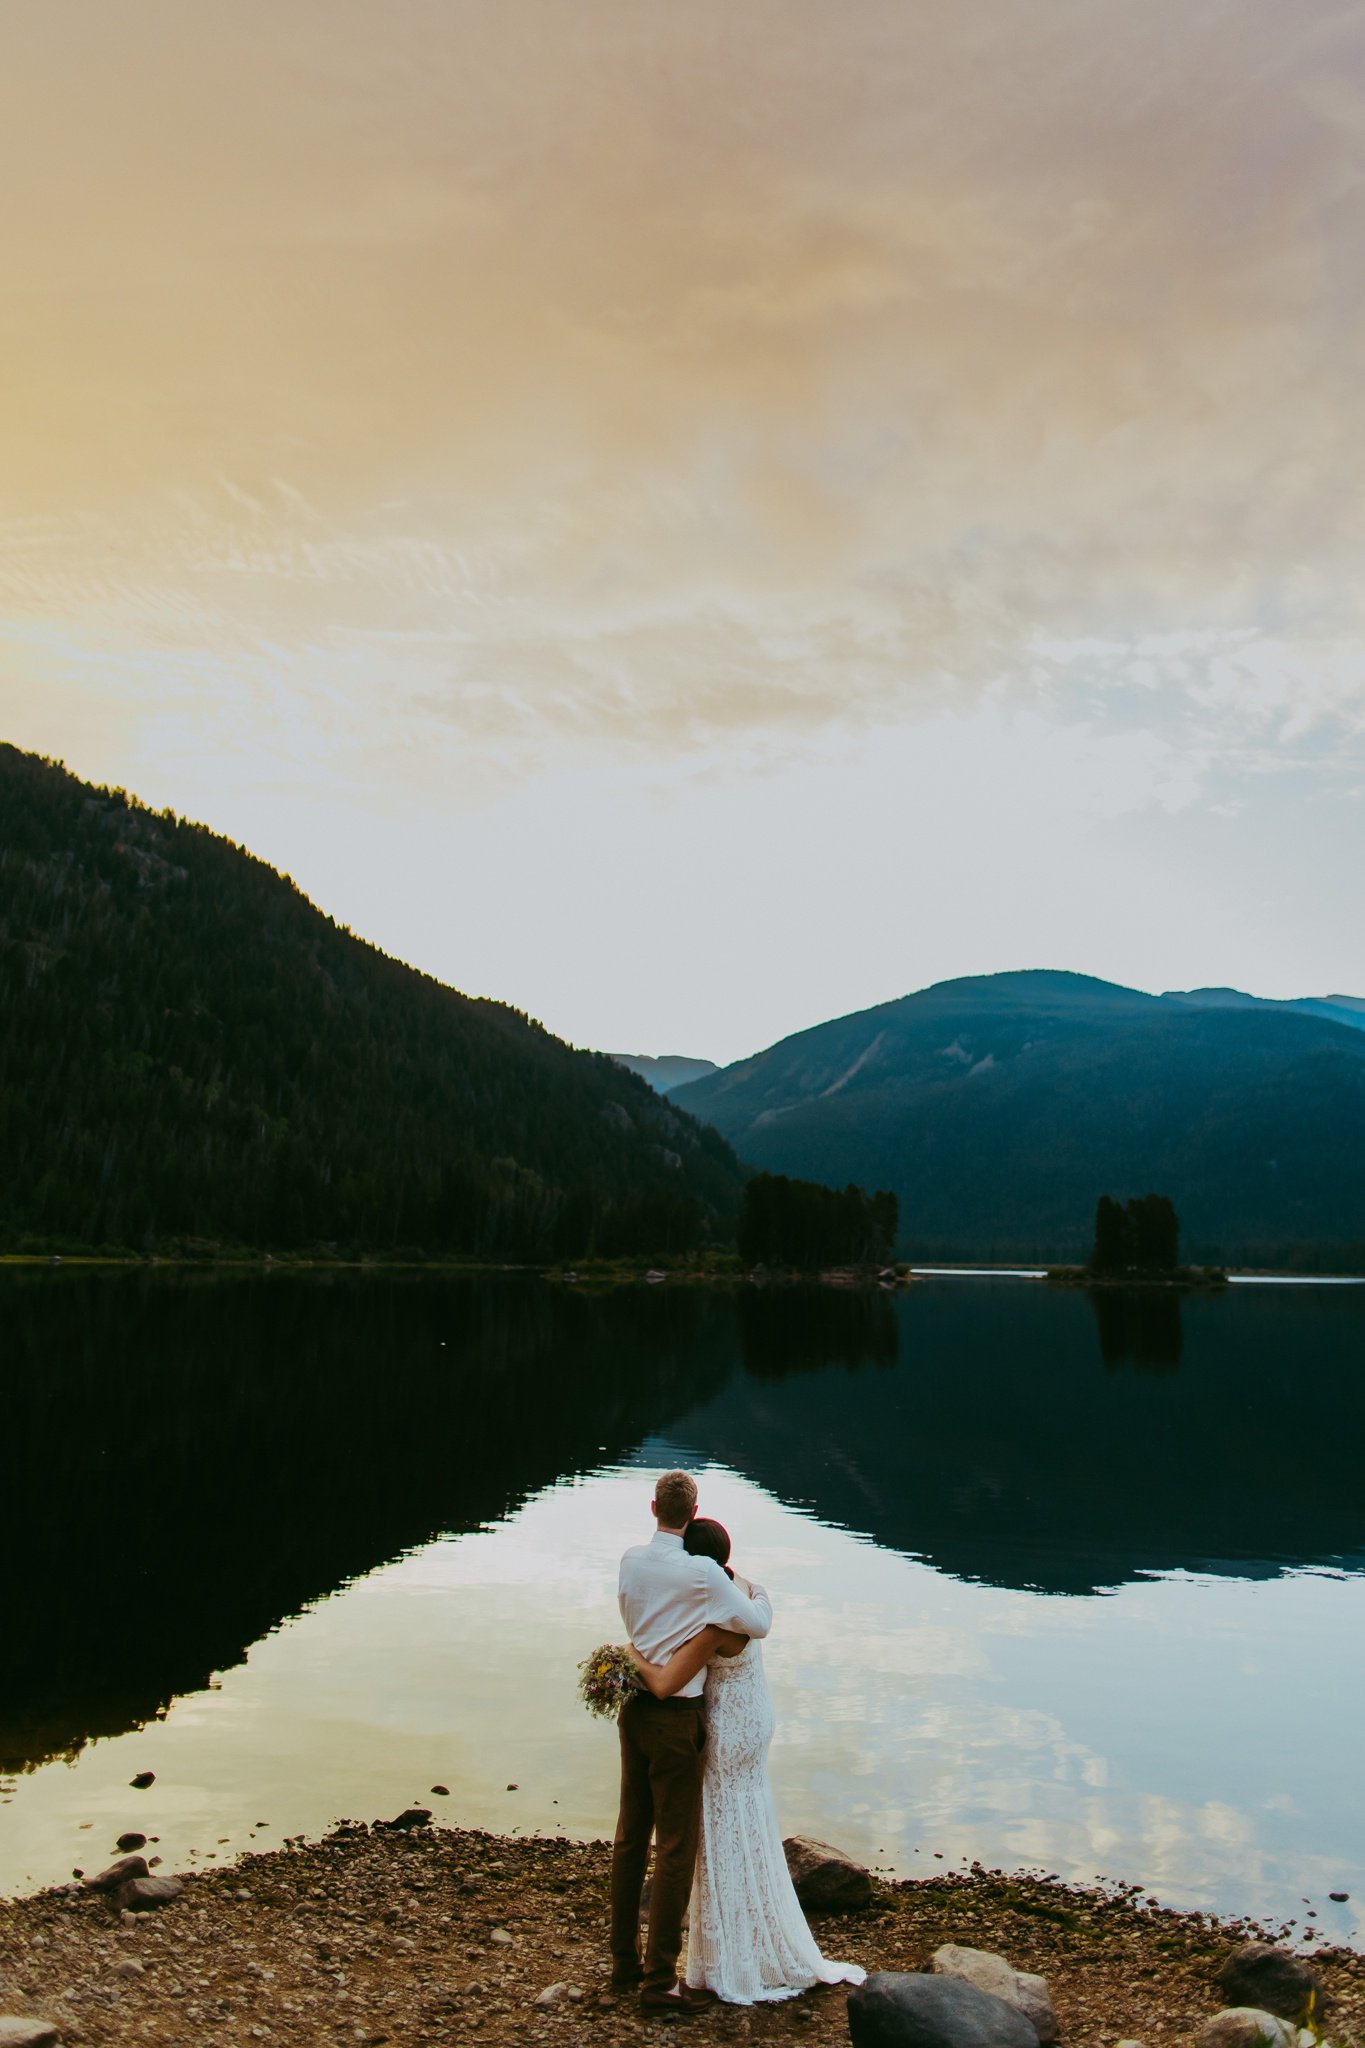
[[0, 746, 741, 1258], [673, 969, 1365, 1266]]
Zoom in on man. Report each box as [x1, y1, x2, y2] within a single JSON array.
[[611, 1468, 773, 2016]]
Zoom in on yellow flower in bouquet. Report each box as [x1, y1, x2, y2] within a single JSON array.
[[578, 1643, 642, 1718]]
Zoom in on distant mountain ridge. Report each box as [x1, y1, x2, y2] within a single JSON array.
[[1164, 986, 1365, 1032], [0, 746, 741, 1257], [672, 968, 1365, 1266], [608, 1053, 720, 1095]]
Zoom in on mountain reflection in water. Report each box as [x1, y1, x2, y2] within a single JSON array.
[[1, 1270, 737, 1772], [3, 1269, 1363, 1773], [681, 1281, 1365, 1595]]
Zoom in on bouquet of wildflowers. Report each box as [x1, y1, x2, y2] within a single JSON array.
[[578, 1643, 642, 1719]]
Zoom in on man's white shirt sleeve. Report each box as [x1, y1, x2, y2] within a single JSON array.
[[700, 1561, 772, 1638]]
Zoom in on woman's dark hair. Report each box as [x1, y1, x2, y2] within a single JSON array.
[[684, 1515, 733, 1580]]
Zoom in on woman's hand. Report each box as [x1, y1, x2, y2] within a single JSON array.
[[628, 1626, 727, 1698]]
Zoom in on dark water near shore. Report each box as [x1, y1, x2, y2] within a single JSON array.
[[2, 1267, 1362, 1941]]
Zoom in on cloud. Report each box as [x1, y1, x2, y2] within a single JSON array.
[[3, 0, 1365, 788]]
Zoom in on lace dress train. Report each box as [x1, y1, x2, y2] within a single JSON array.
[[684, 1642, 866, 2005]]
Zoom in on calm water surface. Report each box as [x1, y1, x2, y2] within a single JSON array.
[[2, 1268, 1362, 1945]]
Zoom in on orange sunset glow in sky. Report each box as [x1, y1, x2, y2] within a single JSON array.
[[4, 1, 1363, 1059]]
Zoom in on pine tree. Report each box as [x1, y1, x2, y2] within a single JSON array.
[[1090, 1195, 1127, 1272], [1089, 1192, 1180, 1272]]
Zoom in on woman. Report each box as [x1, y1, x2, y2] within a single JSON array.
[[628, 1517, 866, 2006]]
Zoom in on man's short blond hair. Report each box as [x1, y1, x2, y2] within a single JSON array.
[[653, 1469, 698, 1528]]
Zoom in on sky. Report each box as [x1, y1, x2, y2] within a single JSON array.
[[3, 0, 1363, 1064]]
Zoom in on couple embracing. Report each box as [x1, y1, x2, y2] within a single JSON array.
[[610, 1468, 865, 2015]]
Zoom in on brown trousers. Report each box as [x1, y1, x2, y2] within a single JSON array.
[[609, 1692, 707, 1993]]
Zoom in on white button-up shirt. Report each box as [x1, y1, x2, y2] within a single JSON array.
[[618, 1529, 773, 1699]]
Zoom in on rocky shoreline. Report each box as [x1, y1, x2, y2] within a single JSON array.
[[1, 1823, 1362, 2048]]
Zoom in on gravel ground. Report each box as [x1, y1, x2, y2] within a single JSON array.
[[1, 1824, 1362, 2047]]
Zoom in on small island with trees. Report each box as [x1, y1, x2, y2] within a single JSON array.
[[1048, 1193, 1229, 1289]]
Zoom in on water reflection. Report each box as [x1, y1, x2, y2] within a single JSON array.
[[1089, 1288, 1184, 1371], [673, 1282, 1365, 1595], [0, 1271, 730, 1771], [736, 1283, 899, 1378], [3, 1270, 1364, 1777]]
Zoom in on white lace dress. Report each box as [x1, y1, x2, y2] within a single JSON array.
[[683, 1640, 867, 2004]]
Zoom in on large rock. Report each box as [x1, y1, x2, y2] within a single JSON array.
[[931, 1945, 1015, 2004], [1215, 1945, 1325, 2025], [84, 1853, 149, 1892], [848, 1971, 1040, 2047], [379, 1807, 431, 1831], [1013, 1974, 1056, 2045], [931, 1946, 1058, 2045], [783, 1835, 873, 1913], [1193, 2011, 1299, 2048], [0, 2022, 62, 2048], [115, 1874, 183, 1912]]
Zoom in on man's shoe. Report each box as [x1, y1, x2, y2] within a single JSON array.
[[609, 1970, 643, 1995], [640, 1983, 717, 2016]]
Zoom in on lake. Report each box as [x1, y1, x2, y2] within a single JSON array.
[[2, 1266, 1362, 1948]]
